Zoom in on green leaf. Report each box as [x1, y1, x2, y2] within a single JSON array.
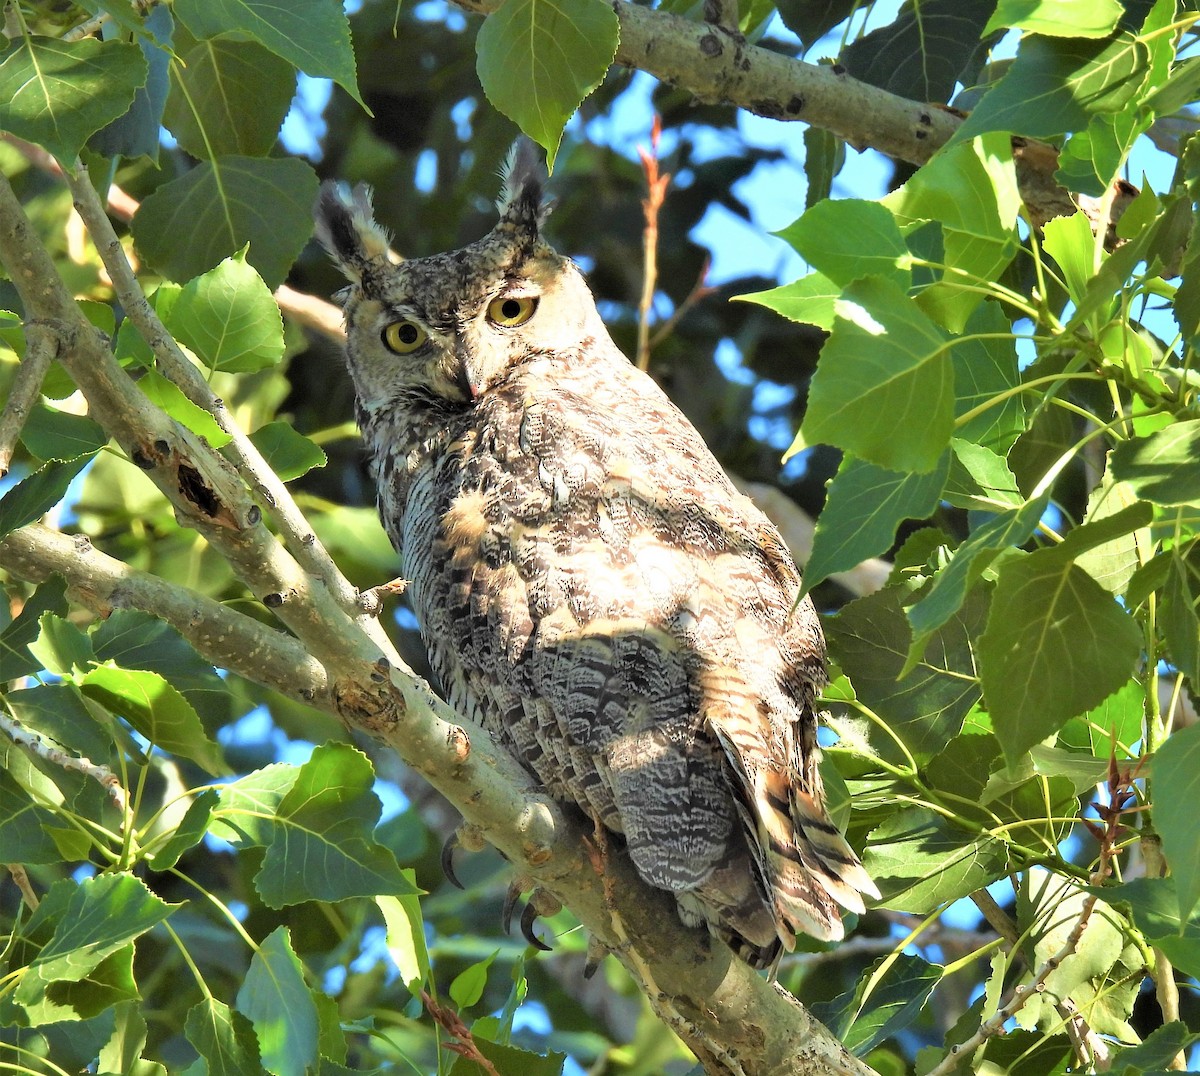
[[185, 996, 263, 1075], [92, 609, 233, 727], [0, 575, 69, 681], [7, 683, 112, 760], [0, 37, 147, 161], [29, 612, 94, 677], [450, 949, 499, 1009], [1112, 1022, 1200, 1074], [776, 200, 910, 289], [907, 494, 1049, 642], [254, 743, 414, 907], [1042, 211, 1097, 310], [378, 883, 430, 996], [804, 452, 948, 593], [167, 249, 285, 373], [1152, 723, 1200, 922], [1108, 877, 1200, 979], [89, 4, 173, 161], [1163, 558, 1200, 684], [814, 953, 941, 1057], [174, 0, 361, 106], [0, 766, 63, 864], [146, 789, 218, 870], [235, 927, 319, 1076], [736, 272, 840, 331], [951, 33, 1151, 145], [801, 277, 954, 473], [774, 0, 858, 47], [475, 0, 618, 171], [249, 421, 327, 481], [1060, 678, 1145, 760], [1016, 869, 1137, 1038], [943, 440, 1022, 512], [979, 547, 1143, 766], [1075, 471, 1146, 593], [984, 0, 1124, 37], [164, 31, 296, 159], [136, 370, 233, 449], [0, 455, 91, 539], [863, 806, 1009, 913], [211, 763, 299, 846], [1055, 111, 1151, 197], [802, 127, 842, 210], [842, 0, 997, 102], [824, 585, 984, 763], [884, 136, 1023, 327], [80, 665, 225, 774], [449, 1038, 566, 1076], [1110, 419, 1200, 506], [15, 874, 175, 1005], [132, 155, 319, 289], [20, 403, 108, 462]]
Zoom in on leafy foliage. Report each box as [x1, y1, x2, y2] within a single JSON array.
[[2, 0, 1200, 1073]]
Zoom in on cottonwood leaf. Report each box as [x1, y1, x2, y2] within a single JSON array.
[[476, 0, 617, 171], [801, 277, 954, 473], [979, 548, 1143, 766], [132, 155, 319, 289], [174, 0, 361, 105], [776, 199, 911, 288], [81, 666, 224, 774], [252, 743, 415, 907], [804, 452, 949, 594], [235, 927, 318, 1075], [1152, 723, 1200, 923], [0, 37, 146, 161]]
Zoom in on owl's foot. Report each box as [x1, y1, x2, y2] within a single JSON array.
[[357, 576, 410, 616], [583, 935, 611, 980], [503, 880, 560, 952]]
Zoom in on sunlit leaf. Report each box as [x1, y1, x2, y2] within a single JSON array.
[[476, 0, 617, 170], [235, 927, 319, 1075]]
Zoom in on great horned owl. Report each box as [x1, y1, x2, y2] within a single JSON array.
[[314, 140, 877, 967]]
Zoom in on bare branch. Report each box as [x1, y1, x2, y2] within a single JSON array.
[[62, 163, 375, 634], [0, 321, 56, 477]]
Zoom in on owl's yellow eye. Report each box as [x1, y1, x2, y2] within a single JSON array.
[[382, 321, 427, 354], [487, 296, 537, 327]]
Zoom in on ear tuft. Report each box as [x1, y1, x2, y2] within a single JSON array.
[[496, 137, 551, 234], [314, 181, 392, 282]]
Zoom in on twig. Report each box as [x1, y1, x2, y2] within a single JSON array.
[[420, 991, 503, 1076], [7, 863, 38, 908], [648, 255, 714, 350], [0, 523, 331, 710], [0, 321, 57, 477], [0, 709, 128, 811], [635, 116, 670, 372]]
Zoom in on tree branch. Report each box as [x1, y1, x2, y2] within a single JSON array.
[[0, 320, 55, 477], [453, 0, 1116, 231], [0, 167, 875, 1076]]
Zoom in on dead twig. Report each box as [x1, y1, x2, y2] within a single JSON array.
[[635, 117, 670, 372]]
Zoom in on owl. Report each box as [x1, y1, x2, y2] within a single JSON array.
[[314, 140, 877, 968]]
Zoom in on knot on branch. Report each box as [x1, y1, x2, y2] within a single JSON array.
[[333, 673, 403, 734]]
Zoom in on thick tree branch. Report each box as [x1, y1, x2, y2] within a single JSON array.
[[0, 170, 875, 1076], [453, 0, 1116, 231]]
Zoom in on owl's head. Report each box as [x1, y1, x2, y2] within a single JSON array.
[[315, 139, 608, 418]]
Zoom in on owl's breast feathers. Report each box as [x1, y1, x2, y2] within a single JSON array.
[[394, 355, 876, 966]]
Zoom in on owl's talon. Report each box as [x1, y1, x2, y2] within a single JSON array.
[[583, 936, 610, 979], [357, 576, 410, 616], [502, 880, 523, 933], [521, 900, 553, 951], [440, 835, 465, 890]]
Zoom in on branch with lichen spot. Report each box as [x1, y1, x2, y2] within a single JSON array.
[[0, 168, 874, 1076]]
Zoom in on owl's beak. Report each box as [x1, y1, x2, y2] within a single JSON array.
[[449, 354, 481, 402]]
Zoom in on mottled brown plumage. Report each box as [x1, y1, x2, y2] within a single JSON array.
[[315, 142, 877, 966]]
